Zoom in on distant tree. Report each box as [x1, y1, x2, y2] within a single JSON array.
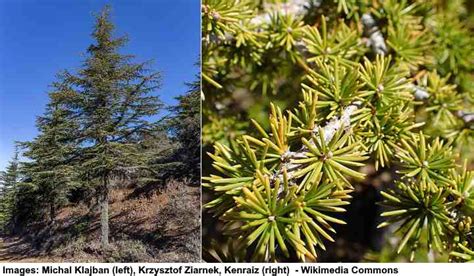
[[168, 78, 200, 181], [58, 6, 162, 248], [136, 126, 180, 187], [0, 148, 20, 230]]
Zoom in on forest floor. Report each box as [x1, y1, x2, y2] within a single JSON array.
[[0, 236, 55, 262], [0, 180, 200, 262]]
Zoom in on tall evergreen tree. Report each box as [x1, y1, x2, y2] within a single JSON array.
[[168, 78, 200, 181], [59, 6, 162, 247]]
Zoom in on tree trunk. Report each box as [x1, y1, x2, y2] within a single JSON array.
[[99, 174, 110, 248], [49, 203, 56, 224]]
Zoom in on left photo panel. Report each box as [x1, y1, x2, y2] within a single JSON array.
[[0, 0, 200, 262]]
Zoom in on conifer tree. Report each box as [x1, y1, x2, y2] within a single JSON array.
[[0, 148, 20, 231], [168, 78, 201, 181], [56, 6, 162, 247], [136, 79, 201, 186]]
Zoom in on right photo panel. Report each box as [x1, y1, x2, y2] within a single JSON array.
[[201, 0, 474, 263]]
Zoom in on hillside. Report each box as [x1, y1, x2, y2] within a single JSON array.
[[0, 180, 200, 262]]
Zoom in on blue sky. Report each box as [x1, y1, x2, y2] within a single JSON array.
[[0, 0, 200, 170]]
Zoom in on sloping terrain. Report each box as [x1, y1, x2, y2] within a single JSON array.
[[0, 180, 200, 262]]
